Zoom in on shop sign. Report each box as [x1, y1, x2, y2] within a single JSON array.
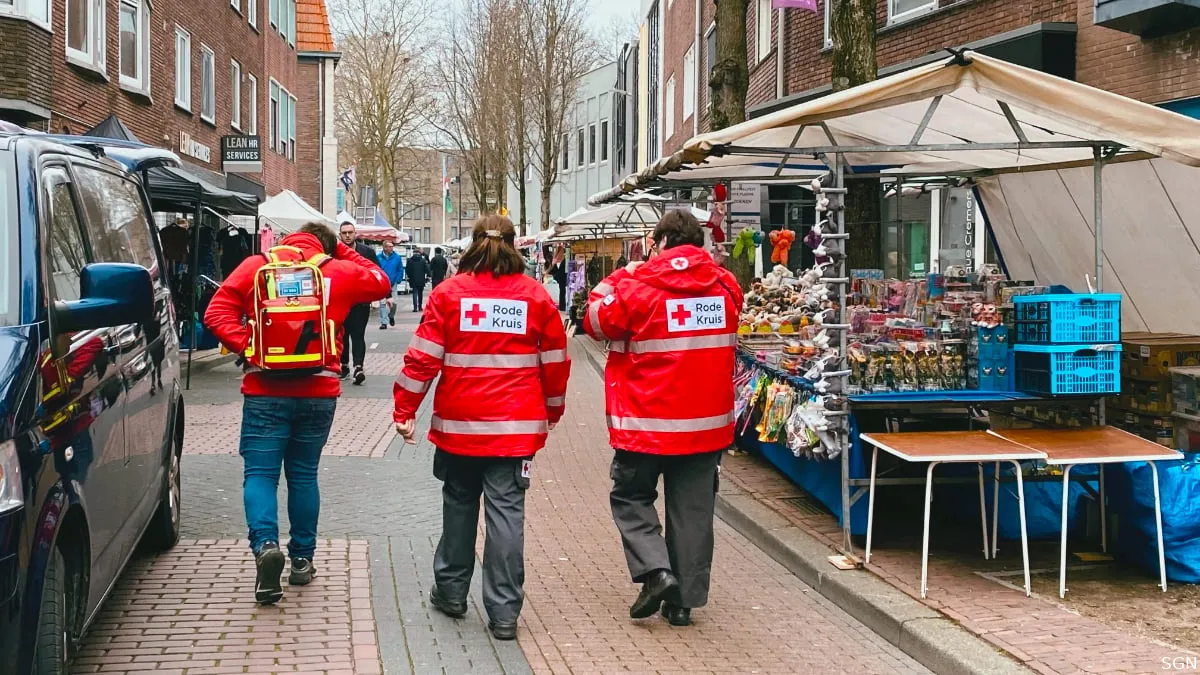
[[728, 182, 761, 235], [221, 135, 262, 173], [178, 131, 212, 164]]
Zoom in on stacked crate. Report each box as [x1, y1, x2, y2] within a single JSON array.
[[1108, 333, 1200, 446], [1012, 293, 1122, 396]]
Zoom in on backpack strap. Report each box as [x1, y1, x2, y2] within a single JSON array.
[[263, 245, 305, 264], [307, 253, 331, 267]]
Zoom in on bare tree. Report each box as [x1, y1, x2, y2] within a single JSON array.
[[594, 10, 640, 63], [330, 0, 434, 223]]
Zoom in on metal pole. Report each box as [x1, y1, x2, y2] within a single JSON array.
[[457, 173, 463, 234], [186, 199, 202, 390], [1094, 148, 1106, 431], [832, 154, 853, 557]]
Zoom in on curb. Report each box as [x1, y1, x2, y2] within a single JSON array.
[[577, 337, 1031, 675], [183, 350, 238, 375]]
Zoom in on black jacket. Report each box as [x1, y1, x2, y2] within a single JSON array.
[[430, 253, 449, 283], [406, 253, 429, 286], [351, 242, 381, 309]]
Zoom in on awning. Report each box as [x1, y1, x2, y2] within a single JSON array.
[[549, 202, 710, 242], [258, 189, 334, 234]]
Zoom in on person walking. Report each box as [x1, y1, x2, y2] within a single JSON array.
[[377, 240, 405, 329], [338, 217, 380, 383], [394, 215, 571, 641], [406, 248, 429, 312], [430, 247, 449, 288], [205, 222, 391, 604], [549, 259, 568, 311], [582, 209, 742, 627]]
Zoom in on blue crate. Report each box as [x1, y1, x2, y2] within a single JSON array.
[[1013, 344, 1122, 396], [1013, 293, 1121, 344]]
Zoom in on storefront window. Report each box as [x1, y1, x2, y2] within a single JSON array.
[[881, 187, 931, 280]]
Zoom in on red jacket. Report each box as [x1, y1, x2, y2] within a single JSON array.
[[393, 271, 571, 457], [584, 245, 743, 455], [205, 232, 391, 398]]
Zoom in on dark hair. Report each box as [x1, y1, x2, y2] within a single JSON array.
[[652, 209, 705, 250], [457, 215, 525, 277], [435, 247, 443, 255], [299, 222, 338, 256]]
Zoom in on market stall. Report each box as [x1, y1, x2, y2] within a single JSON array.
[[590, 49, 1200, 576], [258, 189, 334, 234]]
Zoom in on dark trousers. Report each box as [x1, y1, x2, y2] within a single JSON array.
[[340, 305, 370, 368], [433, 450, 531, 624], [412, 284, 425, 311], [557, 280, 567, 311], [610, 449, 722, 608]]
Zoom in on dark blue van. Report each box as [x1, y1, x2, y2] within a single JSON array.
[[0, 131, 184, 674]]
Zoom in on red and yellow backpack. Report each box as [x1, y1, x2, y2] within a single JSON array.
[[243, 245, 338, 375]]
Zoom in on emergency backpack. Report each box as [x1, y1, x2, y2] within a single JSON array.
[[243, 245, 337, 375]]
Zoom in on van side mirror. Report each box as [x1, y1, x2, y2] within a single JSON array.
[[54, 263, 154, 333]]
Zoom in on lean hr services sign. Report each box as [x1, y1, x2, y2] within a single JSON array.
[[221, 135, 262, 173]]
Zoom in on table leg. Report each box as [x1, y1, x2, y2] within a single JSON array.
[[992, 461, 1000, 558], [1099, 464, 1108, 554], [1059, 464, 1075, 599], [1150, 460, 1168, 593], [865, 445, 879, 565], [921, 461, 940, 599], [978, 463, 990, 560], [1008, 460, 1032, 598]]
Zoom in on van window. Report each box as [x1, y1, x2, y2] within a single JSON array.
[[43, 167, 89, 304], [0, 152, 15, 325], [72, 164, 159, 277]]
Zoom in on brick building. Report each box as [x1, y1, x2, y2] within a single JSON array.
[[386, 147, 479, 245], [0, 0, 338, 207]]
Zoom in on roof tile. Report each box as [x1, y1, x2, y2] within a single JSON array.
[[296, 0, 335, 53]]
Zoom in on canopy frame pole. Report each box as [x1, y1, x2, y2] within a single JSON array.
[[998, 101, 1030, 144], [773, 124, 808, 177], [1094, 146, 1108, 428], [910, 95, 943, 145], [186, 198, 202, 390], [722, 140, 1115, 156]]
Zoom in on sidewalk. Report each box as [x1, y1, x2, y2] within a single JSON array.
[[576, 336, 1196, 675]]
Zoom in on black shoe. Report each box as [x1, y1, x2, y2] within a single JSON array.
[[254, 542, 285, 605], [339, 365, 350, 380], [389, 317, 395, 326], [488, 621, 518, 640], [353, 366, 366, 385], [380, 324, 388, 330], [429, 584, 467, 618], [629, 569, 679, 619], [288, 558, 316, 586], [661, 602, 691, 627]]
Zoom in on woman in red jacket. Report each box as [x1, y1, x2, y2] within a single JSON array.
[[394, 215, 571, 641]]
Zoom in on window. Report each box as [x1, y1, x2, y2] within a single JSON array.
[[288, 0, 296, 46], [576, 128, 584, 169], [248, 0, 257, 28], [269, 80, 295, 159], [270, 81, 280, 149], [424, 206, 431, 220], [247, 74, 258, 134], [682, 43, 696, 121], [270, 0, 278, 28], [706, 25, 716, 86], [119, 0, 151, 93], [66, 0, 105, 72], [889, 0, 935, 23], [588, 123, 596, 165], [174, 28, 191, 110], [824, 0, 832, 48], [664, 76, 676, 139], [288, 92, 296, 158], [231, 60, 242, 129], [0, 0, 51, 29], [231, 0, 238, 11], [756, 0, 772, 63], [560, 133, 569, 171], [600, 120, 609, 163], [74, 166, 159, 274], [423, 228, 431, 243], [43, 167, 88, 303], [200, 45, 215, 123]]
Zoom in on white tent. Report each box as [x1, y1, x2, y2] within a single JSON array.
[[258, 190, 334, 234], [549, 202, 711, 242]]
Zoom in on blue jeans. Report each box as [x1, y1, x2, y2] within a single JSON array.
[[239, 396, 337, 559], [378, 284, 399, 325]]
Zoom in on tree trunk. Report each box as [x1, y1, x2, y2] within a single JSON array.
[[831, 0, 881, 270], [709, 0, 749, 132], [539, 184, 552, 238]]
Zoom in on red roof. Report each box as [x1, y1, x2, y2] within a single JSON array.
[[296, 0, 335, 53]]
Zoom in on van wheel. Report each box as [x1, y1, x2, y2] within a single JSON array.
[[35, 548, 69, 675], [144, 445, 182, 551]]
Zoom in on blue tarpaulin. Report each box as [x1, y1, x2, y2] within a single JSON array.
[[1108, 456, 1200, 583]]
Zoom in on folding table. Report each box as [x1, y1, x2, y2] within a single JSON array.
[[988, 427, 1183, 598], [859, 431, 1046, 598]]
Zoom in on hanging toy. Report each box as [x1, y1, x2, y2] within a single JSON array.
[[803, 227, 823, 250], [705, 203, 727, 244], [732, 228, 757, 261], [769, 229, 796, 265]]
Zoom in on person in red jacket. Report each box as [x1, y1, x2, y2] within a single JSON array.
[[205, 223, 391, 605], [583, 209, 742, 627], [394, 215, 570, 641]]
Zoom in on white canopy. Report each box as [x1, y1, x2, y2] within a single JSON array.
[[258, 190, 334, 233], [550, 202, 710, 242], [592, 51, 1200, 204]]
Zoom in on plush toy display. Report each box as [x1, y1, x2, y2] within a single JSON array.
[[769, 229, 796, 265]]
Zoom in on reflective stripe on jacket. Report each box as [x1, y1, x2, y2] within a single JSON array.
[[583, 246, 743, 456], [393, 271, 571, 457]]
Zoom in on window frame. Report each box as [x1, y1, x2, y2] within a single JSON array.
[[664, 75, 676, 140], [705, 23, 716, 110], [230, 0, 239, 12], [888, 0, 936, 24], [247, 74, 258, 134], [230, 60, 242, 130], [0, 0, 51, 32], [269, 80, 280, 151], [199, 44, 216, 124], [576, 128, 584, 171], [587, 123, 597, 166], [118, 0, 151, 95], [682, 43, 696, 121], [247, 0, 257, 28], [70, 161, 161, 275], [824, 0, 832, 48], [600, 119, 609, 163], [39, 164, 92, 308], [66, 0, 106, 74], [755, 0, 772, 64], [174, 27, 192, 111], [270, 0, 279, 29], [287, 92, 297, 159], [560, 133, 569, 172]]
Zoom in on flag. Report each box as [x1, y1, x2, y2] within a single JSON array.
[[442, 154, 453, 214], [772, 0, 817, 10], [339, 166, 355, 189]]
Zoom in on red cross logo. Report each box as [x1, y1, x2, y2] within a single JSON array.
[[465, 303, 488, 325], [670, 304, 692, 326]]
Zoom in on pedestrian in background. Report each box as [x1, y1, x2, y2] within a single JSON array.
[[339, 216, 380, 384], [583, 209, 742, 627], [430, 247, 449, 287], [205, 222, 391, 605], [394, 215, 571, 641], [406, 249, 429, 312], [377, 240, 405, 329]]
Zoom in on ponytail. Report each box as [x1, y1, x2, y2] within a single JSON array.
[[457, 215, 526, 277]]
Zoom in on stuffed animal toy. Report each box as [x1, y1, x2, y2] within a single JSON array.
[[769, 229, 796, 265]]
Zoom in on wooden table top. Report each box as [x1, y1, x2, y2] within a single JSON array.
[[988, 427, 1184, 464], [859, 431, 1046, 463]]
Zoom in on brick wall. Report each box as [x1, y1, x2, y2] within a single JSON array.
[[295, 59, 322, 208], [747, 0, 778, 114], [260, 17, 300, 195], [0, 17, 53, 121], [1074, 0, 1200, 104], [661, 0, 698, 155]]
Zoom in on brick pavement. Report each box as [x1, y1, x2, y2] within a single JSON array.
[[183, 398, 394, 458]]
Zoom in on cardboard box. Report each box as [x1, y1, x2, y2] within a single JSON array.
[[1175, 412, 1200, 452], [1121, 334, 1200, 380], [1171, 366, 1200, 416], [1108, 379, 1175, 414]]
